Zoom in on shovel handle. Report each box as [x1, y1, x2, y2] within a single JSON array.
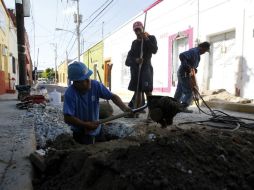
[[99, 104, 148, 124], [99, 112, 130, 124]]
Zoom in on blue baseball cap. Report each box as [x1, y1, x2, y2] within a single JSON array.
[[68, 61, 93, 81]]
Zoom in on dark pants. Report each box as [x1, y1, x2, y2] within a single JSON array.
[[174, 73, 193, 108], [128, 92, 146, 109], [73, 128, 106, 145]]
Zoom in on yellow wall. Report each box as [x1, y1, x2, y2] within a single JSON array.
[[58, 61, 68, 87], [0, 1, 10, 89], [82, 41, 104, 83]]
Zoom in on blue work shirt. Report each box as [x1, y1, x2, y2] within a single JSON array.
[[63, 80, 113, 136], [178, 47, 200, 74]]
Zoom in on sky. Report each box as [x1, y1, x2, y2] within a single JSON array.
[[5, 0, 156, 70]]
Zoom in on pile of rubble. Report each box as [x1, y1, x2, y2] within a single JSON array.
[[23, 104, 72, 148]]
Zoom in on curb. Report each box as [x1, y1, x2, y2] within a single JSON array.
[[201, 101, 254, 114]]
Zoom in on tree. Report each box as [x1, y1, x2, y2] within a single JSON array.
[[41, 68, 55, 80]]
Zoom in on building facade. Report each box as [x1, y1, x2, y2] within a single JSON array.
[[0, 0, 18, 94], [82, 41, 104, 82], [102, 0, 254, 99], [58, 60, 69, 87], [0, 0, 33, 94]]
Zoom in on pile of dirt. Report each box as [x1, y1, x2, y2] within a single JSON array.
[[45, 134, 81, 150], [202, 89, 252, 104], [33, 128, 254, 190]]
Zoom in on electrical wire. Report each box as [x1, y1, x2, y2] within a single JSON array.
[[67, 38, 77, 56], [88, 0, 112, 19], [57, 0, 74, 60], [179, 86, 254, 131], [80, 0, 114, 33]]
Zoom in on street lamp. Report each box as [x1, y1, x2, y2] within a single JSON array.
[[55, 28, 76, 34], [56, 27, 81, 62]]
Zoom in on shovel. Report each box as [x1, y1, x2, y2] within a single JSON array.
[[99, 104, 147, 124]]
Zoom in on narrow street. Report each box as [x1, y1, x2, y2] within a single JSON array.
[[37, 84, 67, 94]]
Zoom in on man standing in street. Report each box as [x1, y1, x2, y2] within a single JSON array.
[[174, 42, 210, 112], [125, 21, 158, 115], [63, 61, 131, 144]]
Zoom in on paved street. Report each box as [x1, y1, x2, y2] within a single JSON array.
[[37, 84, 67, 94]]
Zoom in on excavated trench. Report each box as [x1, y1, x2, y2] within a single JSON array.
[[32, 128, 254, 190]]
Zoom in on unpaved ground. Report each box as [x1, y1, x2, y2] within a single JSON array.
[[33, 125, 254, 190], [0, 95, 35, 190]]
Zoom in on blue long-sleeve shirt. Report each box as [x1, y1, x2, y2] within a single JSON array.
[[178, 47, 200, 74]]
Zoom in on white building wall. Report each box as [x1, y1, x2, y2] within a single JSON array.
[[104, 0, 254, 99], [8, 20, 18, 88]]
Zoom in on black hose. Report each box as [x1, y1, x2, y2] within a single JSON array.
[[179, 87, 254, 130]]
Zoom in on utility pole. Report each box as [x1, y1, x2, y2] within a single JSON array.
[[73, 0, 81, 61], [15, 0, 27, 85], [50, 43, 57, 83], [59, 0, 82, 61]]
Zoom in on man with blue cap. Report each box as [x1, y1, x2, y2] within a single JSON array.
[[63, 61, 131, 144]]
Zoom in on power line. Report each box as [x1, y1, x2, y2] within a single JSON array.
[[52, 0, 59, 41], [58, 33, 75, 60], [57, 0, 74, 60], [59, 0, 114, 60], [66, 38, 77, 59], [88, 0, 111, 19], [80, 0, 114, 33], [84, 0, 118, 32]]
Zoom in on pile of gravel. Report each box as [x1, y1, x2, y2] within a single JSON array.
[[23, 104, 72, 148], [103, 122, 136, 139]]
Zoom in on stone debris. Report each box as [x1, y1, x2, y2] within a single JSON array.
[[23, 104, 72, 148], [103, 122, 136, 138], [22, 103, 138, 148]]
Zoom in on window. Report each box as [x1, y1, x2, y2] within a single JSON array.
[[12, 57, 16, 74]]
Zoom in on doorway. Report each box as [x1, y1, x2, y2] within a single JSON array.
[[104, 59, 113, 90], [208, 31, 236, 94]]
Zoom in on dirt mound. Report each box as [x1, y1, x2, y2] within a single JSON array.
[[46, 134, 81, 150], [202, 89, 252, 104], [33, 129, 254, 190]]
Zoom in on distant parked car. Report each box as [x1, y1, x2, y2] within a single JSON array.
[[38, 78, 47, 84]]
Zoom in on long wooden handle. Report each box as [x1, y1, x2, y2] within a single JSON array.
[[99, 112, 129, 124], [99, 104, 148, 124]]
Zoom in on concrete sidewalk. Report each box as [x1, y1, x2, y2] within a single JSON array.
[[0, 94, 35, 190], [0, 93, 18, 101]]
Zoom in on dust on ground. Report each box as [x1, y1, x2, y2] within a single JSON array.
[[33, 125, 254, 190]]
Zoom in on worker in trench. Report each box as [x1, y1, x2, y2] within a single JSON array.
[[63, 61, 131, 145], [174, 42, 210, 113], [125, 21, 158, 117]]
